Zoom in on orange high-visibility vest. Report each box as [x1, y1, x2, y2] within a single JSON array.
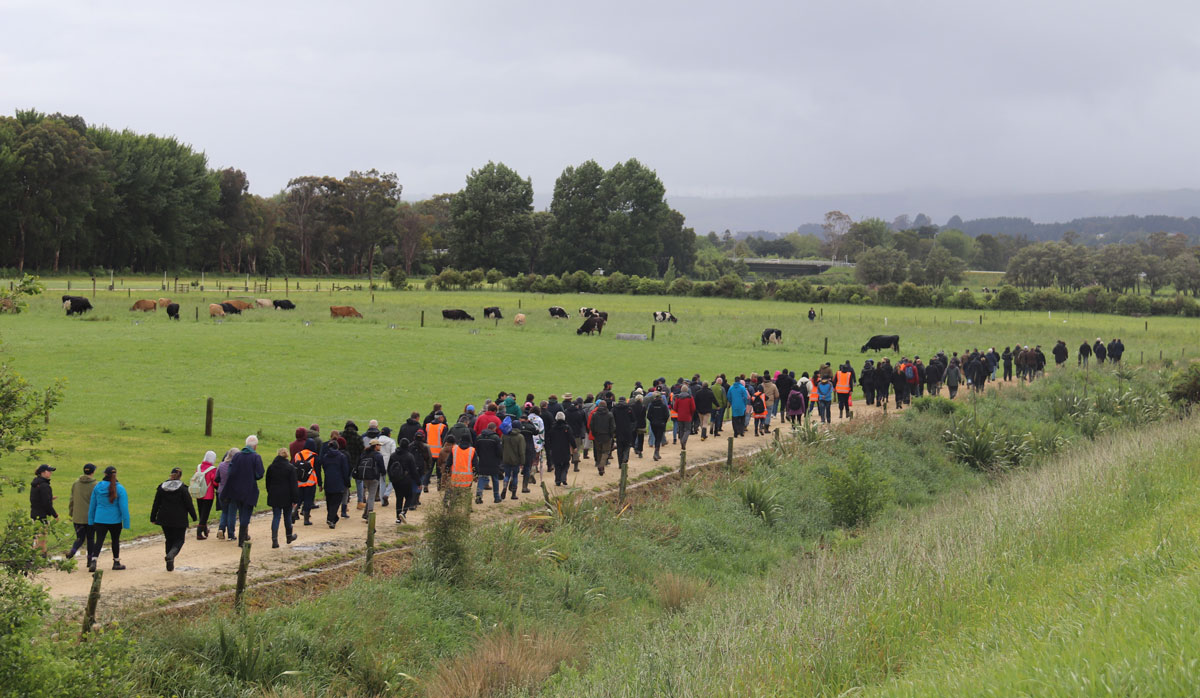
[[427, 423, 446, 457], [449, 445, 475, 488], [293, 449, 318, 487], [835, 371, 852, 394], [809, 382, 819, 402]]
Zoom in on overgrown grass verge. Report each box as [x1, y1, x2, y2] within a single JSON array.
[[119, 368, 1178, 696]]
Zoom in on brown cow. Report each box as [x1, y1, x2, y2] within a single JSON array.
[[225, 299, 254, 311], [514, 313, 526, 326], [156, 297, 172, 308], [255, 298, 273, 308], [131, 299, 157, 312], [209, 303, 225, 317], [330, 305, 363, 318]]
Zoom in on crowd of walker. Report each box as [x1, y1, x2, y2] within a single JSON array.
[[28, 337, 1126, 573]]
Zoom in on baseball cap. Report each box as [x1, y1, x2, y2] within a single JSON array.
[[83, 463, 96, 474], [35, 464, 55, 474]]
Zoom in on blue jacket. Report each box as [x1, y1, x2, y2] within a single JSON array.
[[88, 480, 131, 529], [221, 447, 264, 506], [321, 449, 350, 495], [817, 381, 834, 401], [727, 382, 750, 417]]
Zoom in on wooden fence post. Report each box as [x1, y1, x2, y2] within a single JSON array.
[[651, 325, 655, 341], [420, 310, 425, 327], [726, 436, 734, 471], [234, 542, 251, 614], [678, 449, 687, 481], [364, 512, 376, 575], [80, 570, 103, 637], [618, 460, 628, 506], [205, 397, 214, 437], [824, 337, 828, 355]]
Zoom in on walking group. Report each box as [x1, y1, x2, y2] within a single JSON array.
[[30, 339, 1126, 572]]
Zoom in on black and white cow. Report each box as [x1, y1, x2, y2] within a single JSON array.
[[483, 306, 503, 319], [579, 306, 595, 318], [442, 309, 475, 321], [273, 299, 296, 310], [548, 306, 569, 318], [577, 316, 606, 335], [653, 311, 677, 323], [62, 295, 93, 316], [761, 328, 782, 345]]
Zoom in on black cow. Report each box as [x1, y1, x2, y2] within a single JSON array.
[[548, 306, 569, 318], [577, 316, 606, 335], [861, 334, 900, 353], [443, 309, 474, 321], [653, 311, 677, 323], [761, 328, 782, 345], [220, 302, 242, 315], [273, 299, 296, 310], [483, 306, 503, 319], [62, 295, 92, 316], [166, 303, 180, 320]]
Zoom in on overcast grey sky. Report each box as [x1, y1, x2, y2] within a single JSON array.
[[4, 1, 1200, 206]]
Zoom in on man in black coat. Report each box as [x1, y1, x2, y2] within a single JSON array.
[[1093, 339, 1107, 364], [631, 394, 648, 458], [320, 440, 350, 529], [544, 413, 577, 486], [472, 425, 504, 504], [873, 358, 892, 407], [612, 397, 636, 470], [692, 382, 715, 440], [341, 421, 363, 515], [29, 464, 57, 523], [387, 439, 420, 520], [397, 412, 422, 445], [265, 448, 299, 547], [150, 467, 197, 570], [565, 398, 587, 472], [1078, 340, 1092, 367], [647, 393, 671, 461], [1052, 340, 1068, 367]]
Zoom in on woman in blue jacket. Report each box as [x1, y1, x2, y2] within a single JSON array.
[[88, 466, 130, 572], [726, 378, 750, 438]]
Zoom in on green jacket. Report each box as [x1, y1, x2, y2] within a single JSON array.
[[69, 474, 97, 525], [711, 383, 728, 409], [501, 431, 526, 467]]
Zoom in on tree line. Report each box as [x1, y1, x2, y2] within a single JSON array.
[[0, 111, 695, 278]]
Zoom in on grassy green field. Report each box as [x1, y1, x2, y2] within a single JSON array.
[[0, 277, 1194, 533]]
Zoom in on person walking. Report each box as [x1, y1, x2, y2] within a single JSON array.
[[945, 358, 962, 399], [88, 466, 130, 571], [321, 439, 350, 529], [221, 435, 265, 547], [501, 418, 526, 499], [191, 451, 218, 539], [265, 448, 299, 547], [545, 412, 577, 486], [357, 439, 385, 520], [474, 424, 504, 504], [214, 448, 239, 540], [834, 363, 854, 419], [29, 464, 57, 554], [1052, 340, 1069, 368], [727, 378, 750, 437], [1078, 340, 1092, 367], [67, 463, 98, 561], [750, 390, 767, 436], [588, 399, 616, 476], [816, 375, 834, 424], [564, 396, 585, 472], [377, 426, 397, 507], [761, 377, 779, 430], [710, 377, 728, 437], [387, 438, 419, 521], [673, 386, 695, 450], [631, 393, 647, 458], [692, 382, 714, 440], [1002, 347, 1014, 381], [292, 441, 321, 527], [647, 392, 671, 461], [1093, 338, 1107, 364], [150, 467, 197, 570], [612, 395, 635, 468]]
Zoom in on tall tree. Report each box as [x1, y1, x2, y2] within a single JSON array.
[[596, 158, 669, 276], [548, 160, 606, 273], [393, 201, 432, 275], [282, 176, 343, 275], [657, 208, 696, 275], [448, 162, 533, 275], [341, 169, 401, 276], [822, 210, 853, 260]]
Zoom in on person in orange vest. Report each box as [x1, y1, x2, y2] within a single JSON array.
[[439, 435, 478, 502], [425, 416, 447, 489], [291, 443, 321, 526], [750, 390, 767, 436], [808, 372, 820, 419], [834, 363, 855, 420]]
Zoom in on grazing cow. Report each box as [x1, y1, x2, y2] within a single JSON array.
[[442, 309, 474, 321], [220, 302, 242, 315], [483, 306, 503, 319], [156, 298, 171, 308], [593, 310, 608, 321], [131, 299, 157, 312], [548, 306, 569, 318], [579, 306, 594, 317], [514, 313, 526, 326], [62, 295, 92, 316], [225, 299, 254, 311], [761, 328, 782, 345], [577, 316, 606, 335], [256, 299, 273, 308], [209, 303, 225, 317], [273, 299, 296, 310], [653, 311, 678, 323], [166, 303, 180, 320], [330, 305, 363, 318], [861, 334, 901, 353]]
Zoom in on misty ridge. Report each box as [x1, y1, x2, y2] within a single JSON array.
[[669, 189, 1200, 244]]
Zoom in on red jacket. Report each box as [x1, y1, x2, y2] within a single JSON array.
[[674, 394, 696, 422], [474, 411, 503, 435]]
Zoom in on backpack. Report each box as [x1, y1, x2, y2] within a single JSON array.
[[188, 465, 213, 498], [355, 452, 378, 481], [787, 391, 804, 411], [294, 451, 316, 483], [904, 364, 915, 380]]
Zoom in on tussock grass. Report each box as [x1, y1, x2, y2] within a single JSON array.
[[654, 571, 709, 613], [425, 626, 580, 698]]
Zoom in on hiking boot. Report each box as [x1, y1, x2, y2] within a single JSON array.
[[87, 558, 96, 573], [165, 554, 175, 571], [112, 560, 126, 571], [303, 514, 312, 526], [216, 530, 225, 540], [573, 464, 580, 472], [475, 495, 483, 505], [382, 497, 389, 507], [287, 533, 298, 544], [272, 534, 280, 549]]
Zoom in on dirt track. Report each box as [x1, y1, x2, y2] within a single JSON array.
[[39, 388, 994, 611]]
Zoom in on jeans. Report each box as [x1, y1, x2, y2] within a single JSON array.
[[817, 400, 832, 423], [325, 491, 344, 526], [297, 486, 316, 520], [502, 464, 521, 492], [712, 408, 725, 434], [732, 414, 747, 436], [476, 475, 500, 500], [218, 506, 236, 538], [363, 480, 380, 515], [552, 459, 571, 485], [678, 429, 690, 450], [355, 478, 365, 504], [271, 506, 294, 537], [379, 478, 393, 499], [69, 523, 93, 558]]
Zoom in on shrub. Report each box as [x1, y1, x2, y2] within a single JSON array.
[[824, 449, 892, 528], [775, 280, 804, 302], [485, 268, 504, 285], [654, 572, 709, 613], [714, 274, 745, 298], [1167, 363, 1200, 408], [386, 266, 408, 290], [603, 271, 631, 294], [911, 396, 958, 415], [532, 274, 563, 294], [897, 282, 931, 307], [1071, 285, 1115, 314], [1115, 293, 1151, 316], [738, 478, 783, 526], [951, 288, 978, 309], [992, 285, 1023, 310], [635, 278, 665, 295], [434, 268, 464, 291], [421, 489, 473, 582], [1027, 287, 1069, 311], [689, 281, 714, 297], [748, 280, 768, 300], [876, 282, 899, 305], [425, 626, 580, 698], [668, 277, 693, 296]]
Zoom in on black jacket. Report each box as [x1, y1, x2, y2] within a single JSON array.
[[612, 402, 635, 446], [544, 420, 576, 464], [265, 455, 300, 508], [631, 399, 647, 431], [693, 386, 715, 413], [387, 447, 420, 487], [647, 398, 671, 427], [1094, 341, 1107, 360], [321, 448, 351, 495], [474, 430, 504, 477], [1052, 343, 1068, 363], [29, 477, 56, 520], [150, 479, 197, 528], [544, 400, 564, 422], [449, 421, 474, 448], [397, 418, 421, 445], [343, 426, 364, 477], [565, 403, 587, 439]]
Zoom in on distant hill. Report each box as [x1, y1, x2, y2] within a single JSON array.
[[668, 189, 1200, 238]]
